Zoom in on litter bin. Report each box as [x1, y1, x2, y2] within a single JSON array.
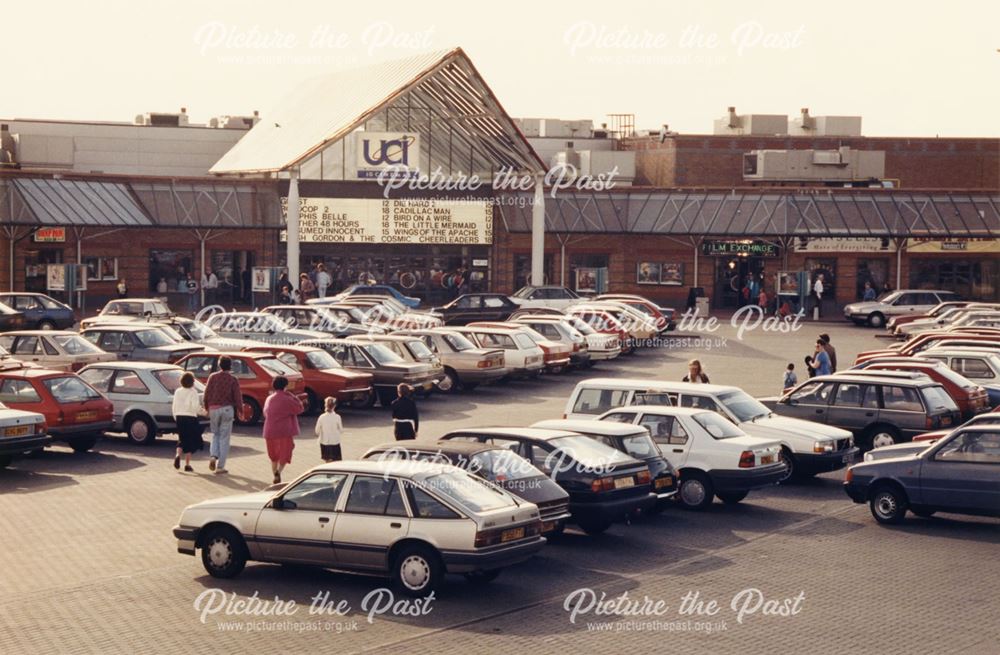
[[695, 296, 710, 317]]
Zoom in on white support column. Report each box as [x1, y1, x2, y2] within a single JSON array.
[[199, 235, 206, 307], [531, 173, 545, 286], [287, 174, 301, 286], [896, 238, 903, 289]]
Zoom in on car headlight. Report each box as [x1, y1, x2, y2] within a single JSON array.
[[813, 440, 835, 453]]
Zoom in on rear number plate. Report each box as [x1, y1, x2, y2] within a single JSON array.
[[614, 476, 635, 489], [4, 425, 30, 437], [76, 411, 97, 421], [761, 455, 775, 465], [655, 476, 672, 489], [501, 527, 525, 542]]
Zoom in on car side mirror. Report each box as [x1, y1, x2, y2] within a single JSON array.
[[271, 497, 290, 510]]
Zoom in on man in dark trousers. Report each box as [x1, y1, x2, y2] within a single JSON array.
[[391, 383, 419, 440]]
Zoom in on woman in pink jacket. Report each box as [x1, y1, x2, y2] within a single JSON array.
[[262, 376, 304, 484]]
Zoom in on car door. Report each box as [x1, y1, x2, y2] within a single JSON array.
[[918, 431, 1000, 512], [254, 472, 347, 565], [10, 336, 43, 365], [825, 382, 874, 433], [332, 475, 410, 571], [638, 412, 691, 466], [778, 381, 835, 422], [450, 295, 480, 325]]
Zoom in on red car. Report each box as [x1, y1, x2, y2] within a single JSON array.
[[176, 352, 308, 425], [242, 344, 374, 413], [854, 329, 1000, 365], [861, 360, 990, 419], [0, 368, 113, 452]]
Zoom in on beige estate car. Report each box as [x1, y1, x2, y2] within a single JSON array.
[[0, 331, 117, 372], [396, 328, 508, 392], [173, 460, 545, 596]]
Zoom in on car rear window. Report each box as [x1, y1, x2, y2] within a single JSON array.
[[422, 471, 513, 512], [922, 385, 959, 412], [548, 435, 634, 468], [51, 334, 103, 355], [44, 376, 102, 403], [257, 357, 299, 377]]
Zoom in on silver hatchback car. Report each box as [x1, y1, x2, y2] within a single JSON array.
[[78, 362, 207, 445]]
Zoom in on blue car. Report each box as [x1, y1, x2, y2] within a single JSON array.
[[0, 293, 75, 330], [339, 285, 421, 309], [844, 425, 1000, 523]]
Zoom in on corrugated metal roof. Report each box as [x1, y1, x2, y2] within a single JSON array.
[[13, 178, 152, 226], [210, 47, 543, 175]]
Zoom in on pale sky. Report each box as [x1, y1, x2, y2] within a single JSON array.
[[4, 0, 999, 137]]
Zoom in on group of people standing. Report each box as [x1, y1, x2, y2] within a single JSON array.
[[778, 333, 837, 391], [277, 263, 334, 304]]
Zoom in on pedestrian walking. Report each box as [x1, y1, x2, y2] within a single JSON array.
[[262, 376, 304, 484], [682, 359, 710, 384], [812, 274, 825, 318], [172, 372, 205, 472], [116, 278, 129, 298], [203, 355, 241, 474], [783, 363, 798, 391], [316, 264, 331, 298], [819, 333, 837, 373], [315, 396, 343, 462], [391, 383, 419, 440], [807, 339, 832, 376]]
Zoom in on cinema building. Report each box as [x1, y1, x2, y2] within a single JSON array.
[[1, 50, 998, 312]]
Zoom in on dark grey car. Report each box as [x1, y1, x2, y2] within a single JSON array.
[[761, 374, 962, 450], [844, 426, 1000, 523], [80, 325, 206, 364]]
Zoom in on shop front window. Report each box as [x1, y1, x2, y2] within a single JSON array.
[[569, 254, 609, 294], [24, 249, 64, 294], [910, 259, 1000, 302], [514, 253, 554, 290], [857, 258, 890, 299], [149, 250, 193, 294]]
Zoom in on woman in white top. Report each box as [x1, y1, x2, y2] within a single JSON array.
[[172, 372, 205, 472], [315, 397, 343, 462]]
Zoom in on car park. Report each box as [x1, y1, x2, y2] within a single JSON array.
[[0, 404, 49, 468], [79, 298, 173, 329], [77, 362, 207, 445], [510, 285, 582, 309], [843, 289, 959, 328], [510, 317, 591, 368], [531, 419, 678, 507], [557, 314, 622, 361], [452, 326, 545, 379], [332, 299, 442, 331], [564, 378, 856, 480], [845, 360, 989, 419], [891, 304, 998, 337], [762, 374, 961, 450], [466, 322, 572, 374], [203, 312, 329, 344], [593, 406, 786, 508], [362, 440, 572, 535], [0, 331, 117, 371], [844, 426, 1000, 524], [0, 302, 27, 332], [177, 351, 307, 424], [394, 328, 507, 393], [80, 325, 206, 363], [441, 426, 656, 535], [241, 344, 376, 413], [172, 459, 545, 595], [299, 338, 440, 406], [333, 284, 421, 309], [0, 293, 75, 330], [918, 348, 1000, 406], [433, 293, 520, 325], [0, 369, 112, 452]]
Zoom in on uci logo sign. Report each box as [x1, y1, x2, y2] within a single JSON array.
[[357, 132, 420, 177]]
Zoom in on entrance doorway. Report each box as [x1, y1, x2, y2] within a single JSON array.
[[714, 257, 769, 308]]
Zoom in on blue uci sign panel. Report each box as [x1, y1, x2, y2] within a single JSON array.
[[356, 132, 421, 179]]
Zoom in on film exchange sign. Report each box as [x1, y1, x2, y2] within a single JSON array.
[[280, 197, 493, 245]]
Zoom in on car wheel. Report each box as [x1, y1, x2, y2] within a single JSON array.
[[911, 508, 936, 518], [124, 412, 157, 446], [37, 320, 56, 331], [237, 397, 262, 425], [577, 519, 612, 535], [200, 526, 248, 578], [863, 425, 900, 451], [437, 368, 459, 394], [870, 484, 908, 524], [305, 389, 321, 415], [350, 390, 377, 409], [716, 490, 749, 504], [777, 448, 797, 484], [677, 471, 714, 510], [464, 569, 502, 585], [69, 436, 98, 453], [393, 544, 442, 598], [867, 312, 886, 328]]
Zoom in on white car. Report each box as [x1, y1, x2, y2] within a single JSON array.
[[510, 285, 582, 309], [79, 298, 174, 330], [595, 407, 786, 509], [564, 378, 858, 481], [0, 331, 117, 372], [453, 326, 544, 378], [173, 460, 545, 596], [203, 312, 327, 345], [0, 404, 49, 468]]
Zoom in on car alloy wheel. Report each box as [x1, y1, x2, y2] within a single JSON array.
[[399, 554, 432, 592], [680, 479, 707, 507], [871, 432, 896, 449]]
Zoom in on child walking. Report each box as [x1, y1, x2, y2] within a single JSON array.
[[782, 363, 798, 392], [315, 397, 343, 462]]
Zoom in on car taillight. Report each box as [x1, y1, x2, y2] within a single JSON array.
[[636, 470, 651, 484], [34, 421, 47, 434], [739, 451, 755, 468], [590, 477, 615, 493], [477, 360, 492, 368], [845, 467, 854, 483], [56, 409, 64, 424]]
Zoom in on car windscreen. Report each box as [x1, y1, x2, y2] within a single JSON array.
[[548, 435, 633, 467], [306, 350, 341, 370], [257, 357, 299, 377], [44, 376, 102, 402], [360, 343, 404, 365], [922, 385, 959, 412], [51, 334, 103, 355], [718, 390, 771, 422], [442, 332, 475, 351], [511, 287, 533, 299], [421, 472, 513, 512], [693, 411, 746, 439], [134, 329, 176, 347], [566, 317, 596, 335]]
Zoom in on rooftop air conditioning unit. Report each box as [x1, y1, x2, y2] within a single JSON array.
[[210, 112, 260, 129], [135, 107, 190, 127]]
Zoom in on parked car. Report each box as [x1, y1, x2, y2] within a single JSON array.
[[299, 338, 440, 406], [0, 293, 75, 330], [78, 362, 207, 445], [531, 419, 678, 507], [263, 304, 373, 337], [573, 302, 658, 343], [0, 369, 112, 452], [433, 294, 520, 325], [919, 348, 1000, 407], [466, 322, 572, 374], [80, 325, 205, 363], [886, 300, 972, 333], [329, 297, 443, 330], [80, 298, 174, 329], [242, 344, 375, 412], [595, 406, 786, 509], [854, 330, 1000, 365], [0, 302, 27, 332], [395, 328, 507, 393], [510, 317, 591, 368], [904, 410, 1000, 447], [0, 331, 117, 372], [177, 351, 307, 424], [440, 427, 656, 535], [172, 459, 545, 595], [844, 425, 1000, 523], [362, 441, 571, 535], [558, 314, 622, 361], [345, 335, 445, 390], [452, 326, 545, 379], [150, 317, 262, 351], [510, 285, 582, 309], [333, 284, 421, 309], [568, 308, 634, 355], [202, 312, 328, 344], [845, 360, 989, 419], [595, 294, 675, 332], [564, 379, 856, 480], [0, 404, 49, 468], [843, 289, 959, 328], [761, 374, 961, 450]]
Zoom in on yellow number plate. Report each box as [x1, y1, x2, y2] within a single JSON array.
[[75, 411, 97, 421], [501, 527, 525, 542], [4, 425, 31, 437], [655, 476, 673, 489]]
